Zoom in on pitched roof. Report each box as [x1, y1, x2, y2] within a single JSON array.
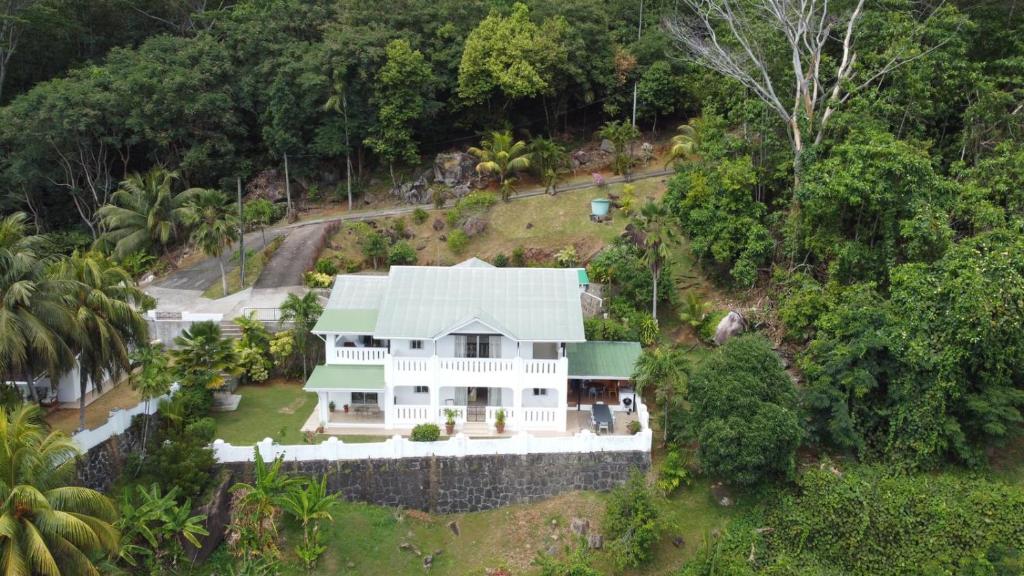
[[325, 274, 389, 310], [567, 341, 642, 380], [303, 364, 386, 391], [453, 257, 495, 268], [313, 309, 379, 334], [372, 266, 585, 341]]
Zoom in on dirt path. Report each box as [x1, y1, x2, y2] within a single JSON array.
[[254, 222, 331, 288]]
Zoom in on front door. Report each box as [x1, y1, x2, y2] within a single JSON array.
[[466, 387, 488, 422]]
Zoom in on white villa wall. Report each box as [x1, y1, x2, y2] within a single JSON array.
[[325, 390, 384, 411], [521, 388, 559, 408], [391, 338, 432, 357], [394, 385, 429, 405]]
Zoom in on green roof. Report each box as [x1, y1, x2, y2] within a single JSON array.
[[577, 269, 589, 285], [313, 309, 378, 334], [303, 364, 386, 391], [567, 341, 642, 380]]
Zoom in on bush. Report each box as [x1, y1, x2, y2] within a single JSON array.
[[412, 207, 429, 224], [388, 241, 417, 265], [554, 245, 578, 268], [431, 185, 447, 209], [534, 546, 601, 576], [627, 420, 642, 435], [411, 423, 441, 442], [656, 449, 690, 495], [140, 432, 216, 498], [493, 253, 509, 267], [447, 230, 469, 254], [185, 416, 217, 443], [391, 217, 407, 237], [605, 471, 660, 570], [689, 335, 803, 485], [176, 386, 214, 423], [697, 309, 728, 343], [305, 271, 333, 288], [314, 258, 338, 276], [511, 246, 526, 267], [446, 191, 497, 227]]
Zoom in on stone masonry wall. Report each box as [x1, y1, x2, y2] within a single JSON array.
[[223, 450, 650, 514], [75, 413, 158, 492]]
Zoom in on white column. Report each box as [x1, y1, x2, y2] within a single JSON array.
[[556, 357, 569, 431], [384, 354, 394, 428], [430, 354, 441, 424], [513, 356, 525, 429], [318, 392, 329, 426]]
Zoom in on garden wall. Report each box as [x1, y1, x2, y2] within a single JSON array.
[[221, 449, 650, 514], [75, 412, 160, 492]]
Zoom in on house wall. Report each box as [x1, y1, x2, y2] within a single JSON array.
[[394, 385, 430, 405], [521, 387, 559, 408], [326, 390, 384, 411]]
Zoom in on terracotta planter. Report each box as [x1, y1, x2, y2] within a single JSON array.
[[445, 423, 455, 435], [496, 422, 506, 434]]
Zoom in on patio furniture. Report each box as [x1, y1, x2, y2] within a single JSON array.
[[592, 403, 613, 434], [587, 386, 598, 400]]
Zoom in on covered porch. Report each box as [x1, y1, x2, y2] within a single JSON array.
[[304, 364, 387, 429], [566, 341, 643, 413]]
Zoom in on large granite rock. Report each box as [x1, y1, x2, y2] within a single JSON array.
[[433, 152, 478, 187], [714, 310, 746, 346], [390, 171, 432, 204]]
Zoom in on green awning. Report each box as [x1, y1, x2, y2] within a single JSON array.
[[577, 268, 589, 285], [303, 364, 386, 392], [567, 341, 642, 380], [312, 309, 378, 334]]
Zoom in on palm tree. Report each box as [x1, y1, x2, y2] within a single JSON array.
[[230, 449, 303, 556], [0, 213, 79, 403], [629, 201, 677, 323], [279, 475, 338, 568], [633, 346, 690, 444], [666, 119, 702, 166], [181, 189, 239, 297], [128, 344, 173, 458], [324, 74, 354, 212], [469, 131, 531, 201], [59, 253, 149, 431], [597, 120, 641, 177], [172, 321, 239, 390], [96, 168, 202, 258], [529, 137, 567, 194], [678, 292, 709, 335], [279, 292, 323, 380], [0, 404, 119, 575]]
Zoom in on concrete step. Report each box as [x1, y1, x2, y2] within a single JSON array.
[[460, 422, 494, 436]]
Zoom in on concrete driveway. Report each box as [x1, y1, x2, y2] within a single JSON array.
[[254, 223, 332, 288], [153, 229, 285, 291]]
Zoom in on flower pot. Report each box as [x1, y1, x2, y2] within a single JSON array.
[[496, 422, 505, 434], [343, 405, 349, 413], [445, 423, 455, 435]]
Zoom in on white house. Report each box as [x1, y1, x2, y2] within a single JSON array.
[[305, 259, 644, 435]]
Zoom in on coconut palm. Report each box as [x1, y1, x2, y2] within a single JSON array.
[[324, 75, 353, 212], [629, 201, 677, 323], [0, 404, 119, 575], [172, 321, 239, 390], [666, 119, 702, 166], [279, 292, 323, 380], [633, 346, 690, 444], [59, 253, 149, 431], [128, 344, 173, 458], [96, 168, 202, 259], [0, 213, 79, 403], [180, 189, 239, 297], [529, 137, 567, 194], [469, 130, 531, 201]]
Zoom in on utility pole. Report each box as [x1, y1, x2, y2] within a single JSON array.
[[631, 0, 645, 128], [284, 152, 293, 218], [237, 177, 245, 288], [343, 91, 353, 212]]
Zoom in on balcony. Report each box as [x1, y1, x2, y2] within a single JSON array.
[[330, 346, 388, 364], [389, 356, 565, 390]]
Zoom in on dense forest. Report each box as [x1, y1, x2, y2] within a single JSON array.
[[1, 0, 1023, 573]]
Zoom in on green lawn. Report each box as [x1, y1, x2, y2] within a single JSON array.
[[211, 379, 316, 445]]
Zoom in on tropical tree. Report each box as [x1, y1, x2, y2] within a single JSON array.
[[172, 321, 239, 390], [279, 475, 338, 568], [279, 292, 323, 380], [629, 201, 677, 322], [469, 130, 531, 201], [0, 404, 119, 574], [180, 189, 239, 297], [598, 120, 641, 177], [59, 252, 149, 431], [117, 483, 208, 569], [129, 344, 173, 457], [0, 212, 78, 403], [323, 74, 353, 212], [666, 119, 702, 165], [632, 346, 690, 444], [678, 292, 709, 335], [529, 137, 567, 194], [96, 168, 201, 259], [229, 449, 303, 558], [243, 198, 276, 247]]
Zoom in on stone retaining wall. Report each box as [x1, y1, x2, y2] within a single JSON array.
[[223, 450, 650, 514], [75, 413, 158, 492]]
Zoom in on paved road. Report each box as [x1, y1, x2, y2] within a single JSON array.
[[153, 229, 285, 290], [254, 222, 331, 288]]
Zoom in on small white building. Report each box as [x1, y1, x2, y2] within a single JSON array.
[[305, 260, 644, 435]]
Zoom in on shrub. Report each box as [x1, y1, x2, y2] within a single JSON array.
[[359, 230, 389, 268], [493, 253, 509, 267], [185, 416, 217, 443], [305, 271, 333, 288], [620, 183, 637, 215], [511, 246, 526, 267], [656, 449, 690, 495], [447, 191, 498, 227], [627, 420, 642, 435], [447, 230, 469, 254], [314, 258, 338, 276], [698, 309, 728, 343], [605, 471, 660, 570], [431, 185, 447, 209], [391, 217, 407, 237], [388, 241, 417, 265], [412, 207, 429, 224], [534, 546, 601, 576], [554, 245, 578, 268], [140, 431, 216, 498], [411, 423, 441, 442], [584, 316, 635, 341], [306, 183, 321, 203]]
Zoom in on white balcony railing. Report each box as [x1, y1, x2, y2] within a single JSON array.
[[332, 347, 388, 364]]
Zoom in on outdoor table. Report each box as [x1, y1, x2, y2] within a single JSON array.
[[592, 404, 613, 434]]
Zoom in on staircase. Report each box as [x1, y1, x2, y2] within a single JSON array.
[[459, 422, 493, 437], [219, 320, 243, 339]]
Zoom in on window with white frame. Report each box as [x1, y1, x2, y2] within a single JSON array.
[[351, 392, 379, 406], [410, 340, 424, 350], [532, 388, 548, 396], [414, 386, 428, 394]]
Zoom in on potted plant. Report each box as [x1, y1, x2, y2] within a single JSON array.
[[443, 408, 457, 435], [495, 408, 506, 433], [329, 401, 336, 413], [343, 403, 350, 414]]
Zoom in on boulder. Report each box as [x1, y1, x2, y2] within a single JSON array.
[[714, 310, 746, 346], [434, 152, 485, 188], [599, 139, 616, 154], [450, 183, 472, 199], [570, 149, 590, 170], [587, 533, 603, 550], [570, 517, 589, 536], [390, 172, 431, 204], [462, 215, 488, 237], [447, 520, 460, 537], [432, 218, 445, 232], [245, 169, 290, 203]]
